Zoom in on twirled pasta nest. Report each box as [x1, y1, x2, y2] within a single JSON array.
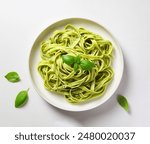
[[38, 24, 114, 103]]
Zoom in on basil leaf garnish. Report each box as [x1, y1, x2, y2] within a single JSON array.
[[117, 95, 129, 112], [15, 89, 29, 108], [80, 60, 95, 70], [62, 55, 75, 65], [5, 72, 20, 82], [75, 55, 81, 64], [74, 63, 79, 72], [62, 55, 95, 71]]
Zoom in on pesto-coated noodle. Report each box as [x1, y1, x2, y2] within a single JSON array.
[[38, 24, 114, 103]]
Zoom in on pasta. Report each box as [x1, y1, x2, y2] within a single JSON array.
[[38, 24, 114, 103]]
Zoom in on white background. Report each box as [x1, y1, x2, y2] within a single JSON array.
[[0, 0, 150, 126]]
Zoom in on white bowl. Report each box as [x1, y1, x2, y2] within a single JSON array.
[[28, 18, 124, 111]]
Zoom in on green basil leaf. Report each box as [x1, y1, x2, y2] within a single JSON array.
[[15, 89, 29, 108], [74, 63, 78, 72], [117, 95, 129, 112], [62, 55, 75, 65], [80, 60, 95, 70], [75, 55, 81, 64], [5, 72, 20, 82]]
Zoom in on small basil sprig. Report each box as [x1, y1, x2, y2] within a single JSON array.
[[62, 54, 94, 72], [15, 89, 29, 108], [117, 95, 129, 112], [62, 55, 75, 65], [74, 55, 80, 72], [5, 72, 20, 82], [80, 60, 95, 70], [74, 55, 81, 64], [73, 63, 79, 72]]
